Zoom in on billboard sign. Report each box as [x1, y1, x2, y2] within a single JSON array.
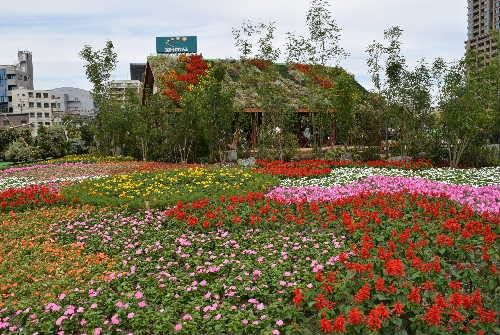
[[156, 36, 197, 54], [0, 69, 7, 104]]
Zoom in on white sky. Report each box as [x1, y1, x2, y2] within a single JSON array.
[[0, 0, 468, 90]]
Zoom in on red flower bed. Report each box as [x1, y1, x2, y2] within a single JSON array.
[[256, 159, 433, 178], [256, 160, 332, 177], [0, 185, 65, 211], [166, 191, 498, 334], [289, 193, 498, 334]]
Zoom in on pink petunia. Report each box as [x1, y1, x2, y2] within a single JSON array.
[[111, 314, 120, 325]]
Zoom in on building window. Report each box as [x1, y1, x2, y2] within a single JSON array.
[[24, 76, 27, 81], [8, 107, 13, 113], [29, 102, 34, 108], [36, 93, 41, 98], [28, 92, 33, 98], [44, 103, 49, 108], [57, 103, 61, 108], [8, 96, 12, 102], [37, 113, 42, 118], [43, 93, 48, 98], [44, 113, 50, 118], [51, 103, 56, 108], [7, 74, 15, 79], [38, 122, 43, 127], [37, 102, 41, 108], [29, 113, 34, 117], [45, 122, 50, 126]]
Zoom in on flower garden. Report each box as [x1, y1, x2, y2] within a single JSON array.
[[0, 158, 498, 334]]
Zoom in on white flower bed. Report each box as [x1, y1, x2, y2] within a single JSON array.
[[0, 175, 107, 191], [280, 167, 500, 188]]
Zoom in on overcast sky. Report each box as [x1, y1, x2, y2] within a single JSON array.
[[0, 0, 467, 91]]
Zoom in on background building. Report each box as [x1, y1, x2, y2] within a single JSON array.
[[130, 63, 146, 82], [466, 0, 500, 62], [0, 51, 34, 115], [109, 80, 141, 100], [10, 88, 64, 133], [51, 87, 97, 117]]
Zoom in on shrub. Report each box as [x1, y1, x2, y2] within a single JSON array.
[[257, 130, 299, 161], [461, 145, 500, 167], [356, 146, 380, 162], [4, 138, 40, 162], [35, 125, 69, 159]]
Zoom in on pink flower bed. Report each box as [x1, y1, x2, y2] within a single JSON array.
[[266, 176, 500, 215], [0, 163, 85, 175]]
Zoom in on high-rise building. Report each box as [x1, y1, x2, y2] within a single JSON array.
[[130, 63, 146, 82], [0, 51, 34, 115], [466, 0, 500, 62]]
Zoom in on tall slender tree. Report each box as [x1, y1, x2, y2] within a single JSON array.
[[286, 0, 349, 152]]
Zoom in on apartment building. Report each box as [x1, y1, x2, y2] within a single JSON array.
[[466, 0, 500, 62], [0, 51, 34, 115], [109, 80, 141, 100], [10, 88, 64, 133]]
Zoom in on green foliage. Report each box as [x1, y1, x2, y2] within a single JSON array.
[[460, 144, 500, 168], [286, 0, 347, 65], [357, 146, 381, 161], [35, 125, 69, 158], [185, 64, 236, 162], [257, 129, 299, 161], [79, 41, 118, 105], [4, 138, 40, 162], [438, 54, 498, 167], [366, 27, 441, 157], [347, 94, 385, 146], [0, 128, 32, 157]]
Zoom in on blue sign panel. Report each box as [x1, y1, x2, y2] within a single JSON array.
[[156, 36, 197, 54], [0, 69, 7, 103]]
